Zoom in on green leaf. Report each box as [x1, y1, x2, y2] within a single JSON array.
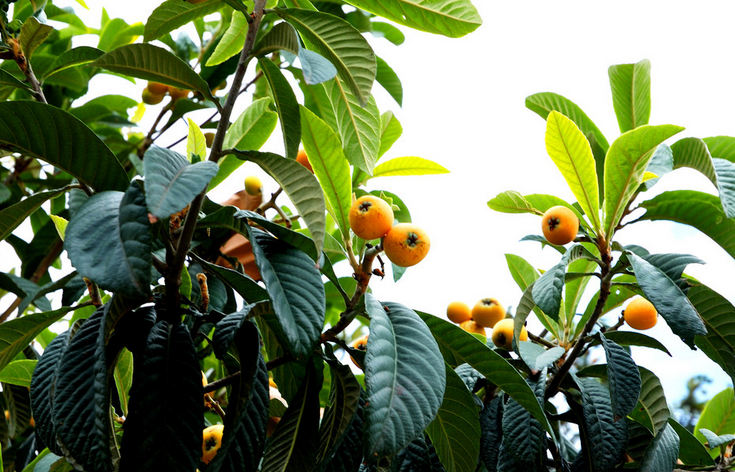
[[372, 156, 449, 178], [378, 110, 402, 159], [92, 43, 215, 103], [363, 295, 446, 459], [325, 77, 381, 175], [299, 106, 351, 241], [478, 397, 502, 472], [19, 16, 53, 59], [638, 422, 679, 472], [44, 46, 104, 80], [600, 333, 641, 419], [189, 252, 269, 303], [592, 331, 670, 356], [370, 21, 405, 45], [258, 57, 301, 160], [252, 21, 300, 57], [342, 0, 481, 38], [695, 387, 735, 456], [0, 186, 71, 242], [144, 0, 225, 43], [627, 252, 706, 348], [143, 146, 219, 219], [0, 102, 129, 191], [603, 125, 684, 239], [212, 97, 278, 189], [517, 342, 564, 371], [416, 311, 554, 436], [501, 375, 545, 468], [0, 360, 36, 387], [669, 418, 715, 467], [0, 68, 29, 90], [260, 362, 321, 472], [208, 10, 249, 67], [688, 283, 735, 388], [113, 348, 133, 417], [608, 59, 652, 133], [376, 56, 402, 107], [699, 428, 735, 449], [425, 363, 481, 472], [299, 48, 338, 85], [278, 8, 375, 106], [65, 185, 152, 299], [236, 209, 319, 262], [533, 244, 597, 321], [119, 321, 202, 472], [628, 367, 670, 436], [246, 228, 325, 360], [545, 110, 600, 231], [231, 149, 326, 257], [187, 118, 206, 162]]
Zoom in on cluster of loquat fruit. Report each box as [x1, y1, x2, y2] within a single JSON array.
[[141, 81, 191, 106], [447, 299, 527, 350]]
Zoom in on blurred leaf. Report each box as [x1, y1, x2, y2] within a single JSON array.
[[113, 347, 133, 417], [0, 360, 36, 387], [343, 0, 481, 38], [0, 68, 29, 90], [378, 110, 402, 159], [608, 59, 651, 133], [0, 186, 71, 242], [669, 418, 715, 467], [695, 387, 735, 457], [258, 57, 301, 160], [0, 102, 129, 191], [370, 22, 405, 45], [144, 0, 225, 42]]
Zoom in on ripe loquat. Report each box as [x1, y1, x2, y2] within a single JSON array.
[[459, 320, 486, 338], [382, 223, 430, 267], [349, 334, 368, 368], [296, 149, 313, 173], [146, 82, 169, 95], [624, 297, 658, 330], [169, 87, 190, 101], [201, 424, 224, 464], [244, 175, 263, 196], [471, 298, 505, 328], [446, 301, 472, 324], [541, 205, 579, 245], [349, 195, 394, 240], [491, 318, 527, 350]]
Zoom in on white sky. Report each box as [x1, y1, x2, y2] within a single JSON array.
[[16, 0, 735, 407]]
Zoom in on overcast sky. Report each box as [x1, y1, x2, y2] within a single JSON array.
[[35, 1, 735, 406]]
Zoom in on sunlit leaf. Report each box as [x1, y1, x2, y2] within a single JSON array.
[[608, 59, 651, 133]]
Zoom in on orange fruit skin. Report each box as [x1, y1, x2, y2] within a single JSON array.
[[169, 87, 190, 101], [147, 82, 169, 95], [349, 195, 394, 240], [624, 298, 658, 330], [202, 424, 224, 464], [491, 318, 527, 350], [349, 334, 368, 368], [296, 149, 313, 173], [267, 417, 281, 437], [446, 301, 472, 324], [471, 298, 505, 328], [382, 223, 430, 267], [541, 205, 579, 245], [141, 88, 164, 105], [459, 320, 486, 338]]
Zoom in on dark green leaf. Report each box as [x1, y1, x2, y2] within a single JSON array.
[[363, 295, 446, 459], [592, 331, 670, 356], [0, 360, 36, 387], [119, 321, 202, 472], [669, 418, 715, 467], [426, 363, 480, 472], [258, 57, 301, 160], [699, 428, 735, 449], [518, 342, 565, 371], [0, 102, 128, 191], [44, 46, 104, 80], [65, 184, 152, 299], [644, 253, 703, 283], [0, 186, 70, 242], [600, 333, 641, 419], [375, 56, 402, 106], [608, 59, 651, 133], [533, 244, 596, 321], [189, 253, 269, 303], [236, 209, 319, 262], [502, 375, 545, 468], [629, 367, 670, 436], [251, 21, 300, 57], [144, 0, 225, 42], [143, 146, 218, 219], [627, 252, 706, 348], [479, 397, 502, 472], [319, 391, 364, 472], [0, 307, 72, 374], [0, 68, 29, 90], [688, 283, 735, 388]]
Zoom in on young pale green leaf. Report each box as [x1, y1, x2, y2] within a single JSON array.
[[212, 98, 278, 189], [669, 418, 715, 467], [416, 311, 554, 436], [695, 387, 735, 456], [600, 333, 641, 419], [97, 17, 144, 52], [0, 69, 29, 90], [487, 191, 538, 215], [187, 118, 206, 162], [119, 321, 202, 472], [0, 186, 72, 242], [19, 16, 54, 59], [65, 185, 152, 299], [260, 363, 321, 472], [426, 364, 481, 472], [603, 124, 684, 239], [627, 252, 706, 348], [517, 342, 565, 371], [705, 136, 735, 161], [699, 429, 735, 449], [376, 56, 402, 106], [278, 8, 375, 106], [479, 397, 502, 472], [231, 150, 326, 256], [545, 110, 600, 231], [207, 10, 249, 67], [372, 156, 449, 178], [343, 0, 481, 38], [325, 77, 381, 175], [144, 0, 225, 43], [502, 375, 545, 468], [362, 296, 446, 459], [378, 111, 402, 158], [627, 367, 670, 436], [143, 146, 219, 219], [0, 359, 37, 387], [0, 102, 128, 191], [371, 21, 405, 45], [92, 43, 216, 103], [637, 423, 679, 472], [608, 59, 652, 133], [251, 21, 300, 57], [259, 57, 301, 160], [299, 106, 352, 241], [688, 283, 735, 388], [113, 348, 133, 417], [246, 228, 325, 360]]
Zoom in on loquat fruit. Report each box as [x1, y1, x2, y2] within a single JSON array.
[[349, 334, 368, 368], [244, 175, 263, 196], [624, 297, 658, 330], [382, 223, 430, 267], [491, 318, 527, 350], [204, 132, 215, 148], [267, 416, 281, 437], [459, 320, 486, 338], [146, 81, 169, 95], [296, 149, 313, 173], [541, 205, 579, 245], [446, 301, 472, 324], [349, 195, 394, 240], [201, 424, 224, 464], [169, 87, 190, 101], [141, 88, 164, 105], [471, 298, 505, 328]]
